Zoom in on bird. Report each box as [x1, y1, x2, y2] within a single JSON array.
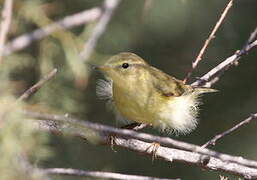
[[96, 52, 217, 135]]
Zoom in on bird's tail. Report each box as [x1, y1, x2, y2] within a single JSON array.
[[193, 87, 218, 94]]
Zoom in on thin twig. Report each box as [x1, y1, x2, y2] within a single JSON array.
[[141, 0, 153, 22], [3, 7, 101, 56], [17, 69, 57, 101], [23, 110, 257, 170], [0, 0, 13, 62], [239, 27, 257, 55], [183, 0, 233, 83], [247, 27, 257, 44], [42, 168, 179, 180], [32, 114, 257, 179], [79, 0, 121, 61], [202, 113, 257, 148], [191, 26, 257, 87]]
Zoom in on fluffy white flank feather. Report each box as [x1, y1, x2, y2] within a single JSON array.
[[158, 92, 200, 134]]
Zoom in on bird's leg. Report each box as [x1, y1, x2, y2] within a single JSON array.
[[121, 122, 149, 131], [136, 123, 159, 162], [122, 123, 160, 162], [109, 135, 117, 152], [109, 123, 149, 151], [121, 122, 141, 129], [146, 142, 160, 162]]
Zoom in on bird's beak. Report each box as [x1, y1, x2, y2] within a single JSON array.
[[94, 65, 111, 71]]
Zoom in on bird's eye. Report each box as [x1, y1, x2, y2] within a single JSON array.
[[121, 63, 129, 69]]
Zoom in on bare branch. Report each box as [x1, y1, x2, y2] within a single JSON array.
[[42, 168, 179, 180], [79, 0, 121, 61], [202, 113, 257, 148], [3, 7, 101, 56], [0, 0, 13, 62], [114, 138, 257, 179], [247, 27, 257, 44], [17, 69, 57, 101], [191, 26, 257, 87], [183, 0, 233, 83], [240, 27, 257, 55], [31, 114, 257, 179], [24, 110, 257, 170]]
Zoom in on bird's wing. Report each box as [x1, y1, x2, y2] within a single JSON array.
[[149, 67, 191, 97]]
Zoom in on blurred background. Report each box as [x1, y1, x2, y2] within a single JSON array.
[[1, 0, 257, 179]]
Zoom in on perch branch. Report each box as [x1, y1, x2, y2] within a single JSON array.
[[191, 26, 257, 87], [114, 137, 257, 179], [24, 110, 257, 170], [0, 0, 13, 62], [79, 0, 121, 61], [202, 113, 257, 148], [31, 114, 257, 179], [42, 168, 179, 180], [184, 0, 233, 83], [17, 69, 57, 101], [3, 7, 101, 56]]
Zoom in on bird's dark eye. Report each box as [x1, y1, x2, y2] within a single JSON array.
[[122, 63, 129, 69]]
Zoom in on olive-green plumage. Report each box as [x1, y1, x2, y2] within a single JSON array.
[[96, 52, 217, 134]]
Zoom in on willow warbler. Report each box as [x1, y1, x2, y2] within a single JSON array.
[[96, 52, 217, 134]]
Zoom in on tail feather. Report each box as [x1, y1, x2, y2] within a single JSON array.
[[193, 87, 218, 94]]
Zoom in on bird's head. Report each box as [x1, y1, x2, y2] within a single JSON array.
[[96, 52, 148, 83]]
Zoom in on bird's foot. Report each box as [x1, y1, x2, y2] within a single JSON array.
[[108, 123, 149, 152], [146, 142, 160, 162], [108, 135, 117, 152]]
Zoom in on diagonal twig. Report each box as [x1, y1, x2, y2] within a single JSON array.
[[0, 0, 13, 62], [42, 168, 180, 180], [141, 0, 153, 22], [191, 26, 257, 87], [202, 113, 257, 148], [184, 0, 233, 83], [239, 27, 257, 56], [17, 68, 57, 101], [79, 0, 121, 61]]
